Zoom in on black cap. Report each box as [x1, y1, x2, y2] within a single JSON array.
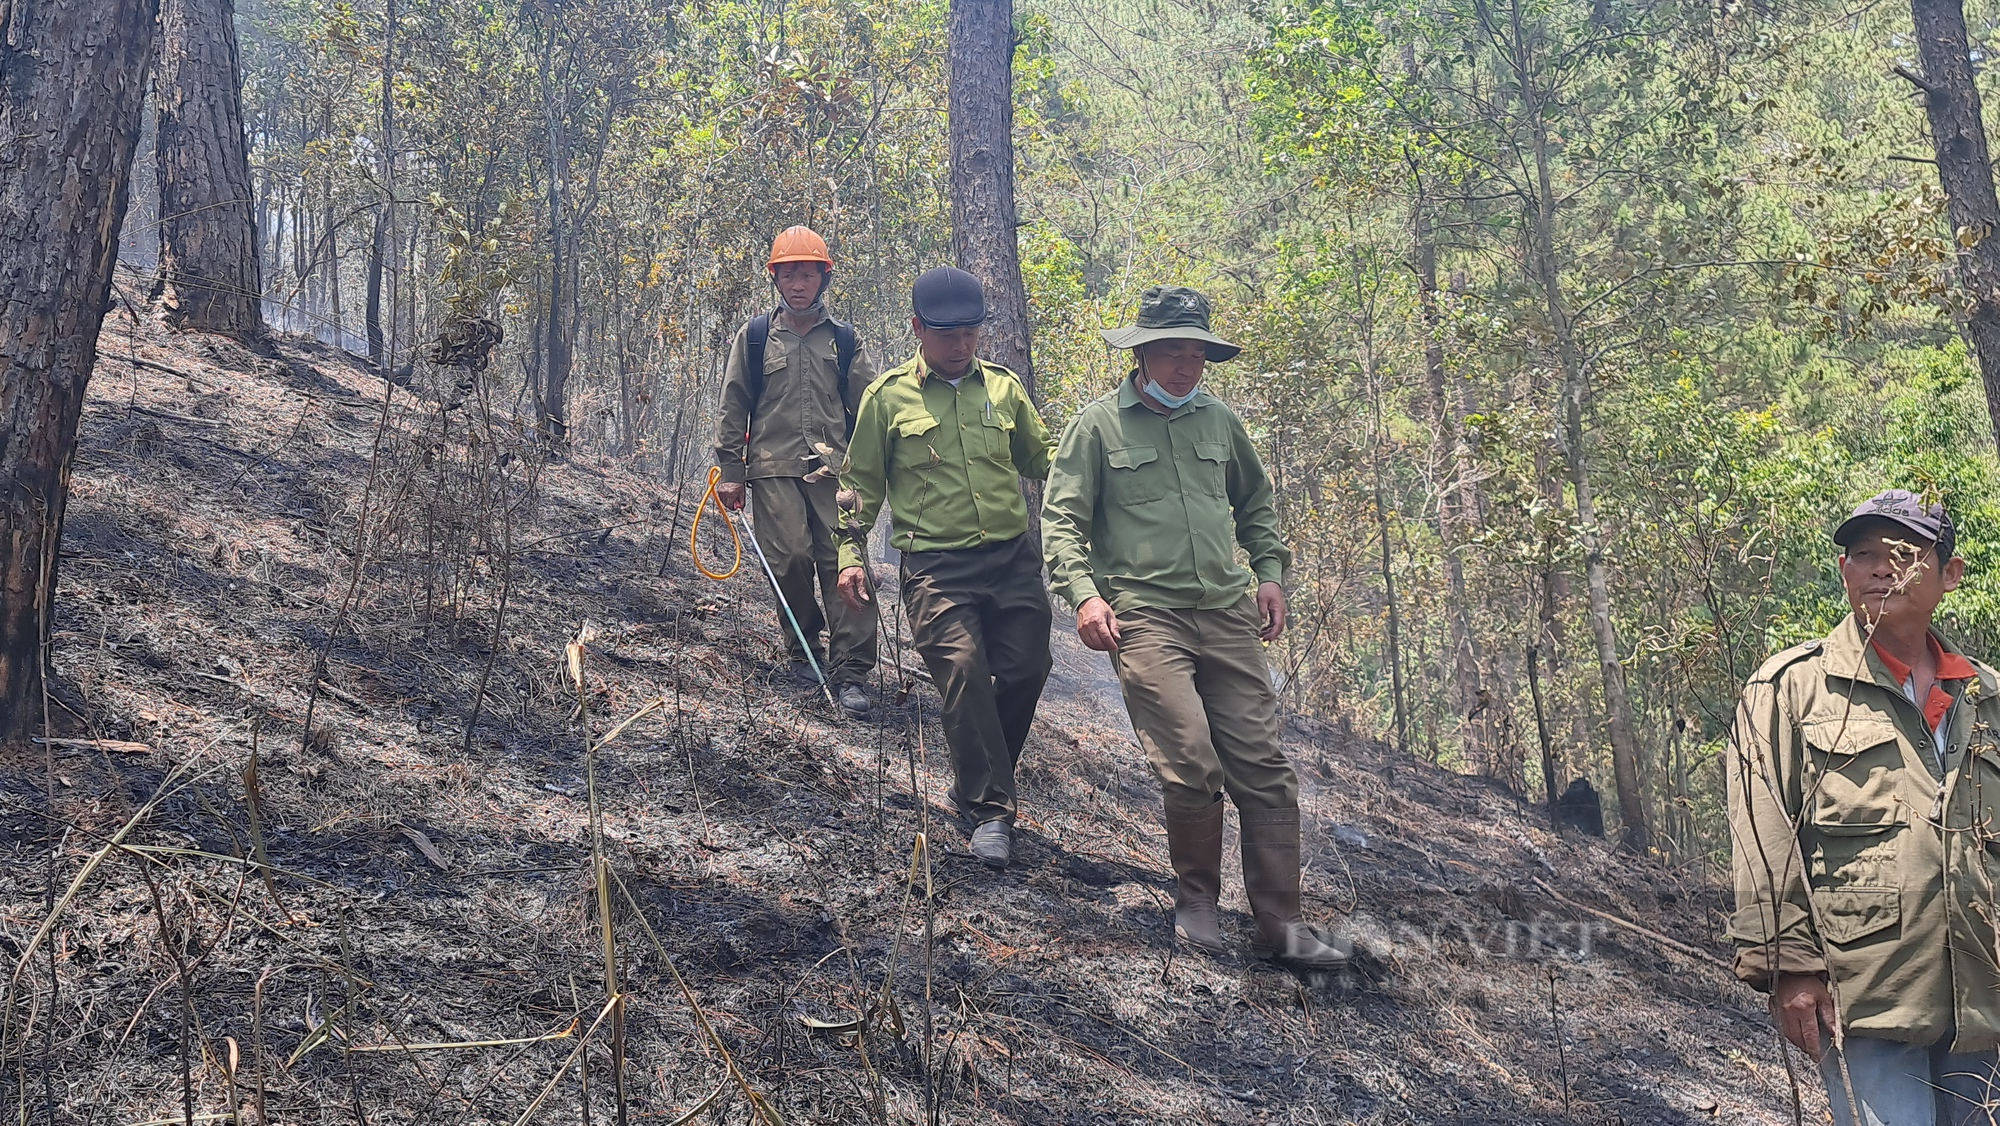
[[1834, 489, 1957, 560], [912, 267, 986, 329]]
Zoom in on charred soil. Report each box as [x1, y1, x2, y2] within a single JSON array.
[[1, 297, 1816, 1124]]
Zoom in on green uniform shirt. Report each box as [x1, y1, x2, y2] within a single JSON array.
[[1042, 374, 1291, 613], [836, 354, 1054, 572]]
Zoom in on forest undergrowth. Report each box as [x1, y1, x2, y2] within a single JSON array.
[[0, 288, 1817, 1125]]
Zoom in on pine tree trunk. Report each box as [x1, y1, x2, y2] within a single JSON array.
[[0, 0, 159, 747], [1904, 0, 2000, 451], [1413, 178, 1487, 775], [1369, 363, 1411, 757], [947, 0, 1034, 398], [1506, 0, 1649, 850], [366, 209, 386, 366], [154, 0, 264, 339], [537, 16, 572, 448], [369, 0, 395, 374]]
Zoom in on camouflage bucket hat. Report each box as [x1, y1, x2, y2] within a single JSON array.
[[1099, 286, 1242, 362]]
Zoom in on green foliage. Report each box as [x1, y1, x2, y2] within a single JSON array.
[[237, 0, 2000, 861]]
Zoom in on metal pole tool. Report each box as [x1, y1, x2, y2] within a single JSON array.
[[732, 506, 837, 708]]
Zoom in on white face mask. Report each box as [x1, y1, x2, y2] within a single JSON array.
[[1142, 378, 1200, 409]]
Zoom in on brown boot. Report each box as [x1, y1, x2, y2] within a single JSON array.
[[1164, 801, 1228, 953], [1240, 807, 1350, 970]]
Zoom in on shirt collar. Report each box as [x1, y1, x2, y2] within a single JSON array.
[[1871, 633, 1977, 685], [915, 354, 983, 385], [1871, 632, 1976, 732], [1117, 371, 1212, 416], [770, 304, 830, 334]]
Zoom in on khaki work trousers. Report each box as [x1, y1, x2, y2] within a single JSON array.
[[900, 535, 1052, 825], [749, 475, 878, 685], [1109, 596, 1299, 815]]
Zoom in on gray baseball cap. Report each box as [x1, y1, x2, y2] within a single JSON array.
[[1834, 489, 1957, 560]]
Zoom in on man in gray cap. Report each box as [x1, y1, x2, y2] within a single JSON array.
[[836, 266, 1057, 869], [1728, 489, 2000, 1125], [1041, 285, 1347, 970]]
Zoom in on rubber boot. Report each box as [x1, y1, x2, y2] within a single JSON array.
[[1164, 802, 1228, 954], [1240, 806, 1350, 970]]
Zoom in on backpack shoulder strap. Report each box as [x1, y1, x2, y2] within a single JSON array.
[[832, 320, 858, 437], [745, 314, 772, 411]]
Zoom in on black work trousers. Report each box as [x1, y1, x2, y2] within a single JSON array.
[[900, 534, 1052, 825]]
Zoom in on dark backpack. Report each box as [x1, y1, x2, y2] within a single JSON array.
[[746, 314, 859, 439]]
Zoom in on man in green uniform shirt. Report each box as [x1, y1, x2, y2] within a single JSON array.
[[1042, 285, 1347, 970], [837, 266, 1056, 869]]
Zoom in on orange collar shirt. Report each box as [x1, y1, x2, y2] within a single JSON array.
[[1871, 634, 1978, 771]]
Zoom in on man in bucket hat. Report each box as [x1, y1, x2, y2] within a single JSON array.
[[836, 266, 1057, 869], [1728, 489, 2000, 1125], [1040, 284, 1348, 970]]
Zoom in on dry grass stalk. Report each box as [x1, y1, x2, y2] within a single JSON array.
[[346, 1016, 579, 1053], [240, 721, 294, 921], [299, 367, 399, 757], [464, 378, 519, 754], [609, 868, 787, 1126], [504, 994, 624, 1126], [137, 859, 200, 1126], [574, 635, 655, 1124], [252, 966, 275, 1126], [30, 737, 151, 754], [658, 1079, 729, 1125], [3, 741, 224, 1088]]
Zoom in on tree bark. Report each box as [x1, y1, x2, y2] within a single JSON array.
[[947, 0, 1035, 398], [1368, 351, 1410, 758], [1506, 0, 1649, 850], [1526, 644, 1562, 827], [366, 208, 386, 366], [1904, 0, 2000, 450], [369, 0, 396, 374], [537, 14, 573, 448], [155, 0, 263, 339], [1412, 169, 1487, 775], [0, 0, 160, 747]]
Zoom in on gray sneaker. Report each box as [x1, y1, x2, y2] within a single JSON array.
[[837, 682, 871, 716], [969, 821, 1012, 869]]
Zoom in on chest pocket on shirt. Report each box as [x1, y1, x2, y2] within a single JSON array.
[[893, 411, 942, 470], [752, 342, 790, 409], [980, 407, 1015, 463], [1801, 711, 1910, 897], [1105, 444, 1166, 504], [1190, 440, 1230, 498]]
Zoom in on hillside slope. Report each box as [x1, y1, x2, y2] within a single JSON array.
[[0, 297, 1819, 1125]]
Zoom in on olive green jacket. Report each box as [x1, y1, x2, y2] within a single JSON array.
[[835, 354, 1054, 572], [1042, 375, 1290, 613], [714, 307, 876, 484], [1727, 613, 2000, 1050]]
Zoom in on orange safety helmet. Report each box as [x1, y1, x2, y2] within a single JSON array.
[[767, 225, 833, 271]]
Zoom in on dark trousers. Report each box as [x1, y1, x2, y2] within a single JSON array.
[[900, 535, 1052, 825], [750, 475, 878, 684]]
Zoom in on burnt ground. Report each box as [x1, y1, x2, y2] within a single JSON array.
[[0, 292, 1826, 1124]]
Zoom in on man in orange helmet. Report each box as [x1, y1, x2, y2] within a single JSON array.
[[714, 226, 879, 715]]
